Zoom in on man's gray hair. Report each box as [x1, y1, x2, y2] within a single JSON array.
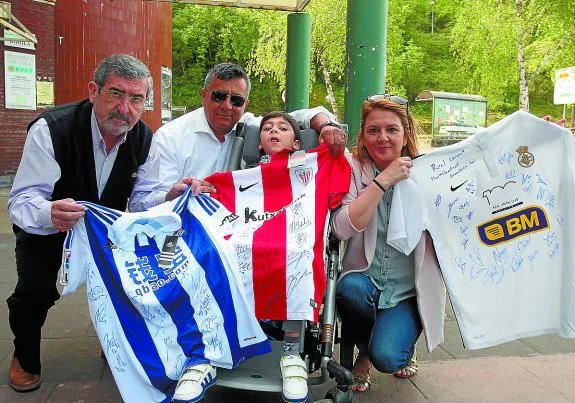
[[204, 63, 251, 97], [94, 54, 152, 96]]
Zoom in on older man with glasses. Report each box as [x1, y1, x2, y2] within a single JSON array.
[[153, 63, 347, 199], [6, 54, 191, 393]]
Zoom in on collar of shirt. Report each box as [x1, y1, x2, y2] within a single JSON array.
[[90, 110, 128, 153], [198, 107, 238, 143]]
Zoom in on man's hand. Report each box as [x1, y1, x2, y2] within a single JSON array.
[[51, 199, 85, 232], [165, 177, 217, 202], [319, 125, 347, 156], [542, 115, 566, 127]]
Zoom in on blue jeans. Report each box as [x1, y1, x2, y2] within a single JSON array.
[[336, 272, 422, 374]]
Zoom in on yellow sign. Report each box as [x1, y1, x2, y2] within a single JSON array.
[[37, 81, 54, 107]]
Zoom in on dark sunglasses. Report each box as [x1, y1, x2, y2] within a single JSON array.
[[206, 90, 246, 107]]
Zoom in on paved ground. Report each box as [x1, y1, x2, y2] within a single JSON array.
[[0, 190, 573, 402]]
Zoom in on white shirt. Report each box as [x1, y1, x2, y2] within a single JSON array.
[[387, 111, 575, 349], [153, 106, 334, 185], [7, 112, 167, 235]]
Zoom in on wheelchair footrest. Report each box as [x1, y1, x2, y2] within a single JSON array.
[[217, 340, 284, 392]]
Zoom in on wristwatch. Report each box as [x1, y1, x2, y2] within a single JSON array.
[[319, 120, 342, 131]]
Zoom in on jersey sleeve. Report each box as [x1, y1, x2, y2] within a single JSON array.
[[204, 171, 235, 208], [310, 143, 352, 210], [60, 220, 89, 295], [327, 151, 352, 210], [386, 174, 426, 255]]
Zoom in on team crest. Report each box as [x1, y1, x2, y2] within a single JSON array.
[[295, 167, 313, 186], [516, 146, 534, 168]]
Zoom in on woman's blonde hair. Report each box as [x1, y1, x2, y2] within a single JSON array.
[[351, 98, 420, 162]]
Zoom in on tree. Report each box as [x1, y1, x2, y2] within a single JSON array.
[[172, 4, 259, 109], [451, 0, 575, 112], [248, 1, 347, 118]]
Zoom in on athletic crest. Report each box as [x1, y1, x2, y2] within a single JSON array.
[[295, 167, 313, 186], [516, 146, 534, 168]]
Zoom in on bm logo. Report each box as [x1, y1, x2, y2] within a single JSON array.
[[477, 206, 549, 246]]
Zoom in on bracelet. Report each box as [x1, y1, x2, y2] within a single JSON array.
[[372, 179, 386, 193]]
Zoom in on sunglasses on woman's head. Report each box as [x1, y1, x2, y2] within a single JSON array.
[[367, 94, 409, 107], [205, 90, 246, 107], [367, 94, 412, 131]]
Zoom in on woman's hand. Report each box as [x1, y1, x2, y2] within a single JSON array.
[[375, 157, 413, 190]]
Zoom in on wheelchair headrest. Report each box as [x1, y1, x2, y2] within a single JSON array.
[[240, 124, 320, 169], [226, 122, 348, 172]]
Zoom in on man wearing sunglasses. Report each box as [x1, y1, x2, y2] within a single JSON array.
[[5, 54, 192, 393], [153, 63, 346, 195]]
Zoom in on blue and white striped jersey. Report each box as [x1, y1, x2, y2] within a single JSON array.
[[60, 188, 270, 402]]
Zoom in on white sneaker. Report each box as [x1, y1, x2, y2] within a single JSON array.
[[280, 355, 308, 403], [172, 363, 217, 403]]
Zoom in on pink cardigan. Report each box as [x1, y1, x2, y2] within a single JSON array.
[[332, 153, 446, 352]]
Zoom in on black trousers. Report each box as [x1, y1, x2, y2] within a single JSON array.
[[6, 231, 65, 375]]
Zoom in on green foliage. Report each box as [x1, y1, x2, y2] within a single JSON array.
[[171, 0, 573, 119], [450, 0, 575, 112], [172, 4, 260, 109]]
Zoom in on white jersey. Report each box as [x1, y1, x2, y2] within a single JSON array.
[[388, 111, 575, 349], [60, 188, 270, 402]]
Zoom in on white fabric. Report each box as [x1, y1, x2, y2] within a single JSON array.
[[153, 106, 334, 185], [388, 111, 575, 349], [60, 190, 269, 402]]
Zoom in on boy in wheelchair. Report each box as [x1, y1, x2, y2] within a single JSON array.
[[174, 112, 352, 403]]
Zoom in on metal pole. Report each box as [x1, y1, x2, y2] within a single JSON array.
[[286, 13, 311, 112], [344, 0, 388, 141]]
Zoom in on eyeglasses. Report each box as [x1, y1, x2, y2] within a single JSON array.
[[97, 84, 146, 107], [205, 90, 246, 107]]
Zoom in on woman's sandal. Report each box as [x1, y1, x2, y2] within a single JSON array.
[[394, 350, 418, 379], [351, 354, 372, 393]]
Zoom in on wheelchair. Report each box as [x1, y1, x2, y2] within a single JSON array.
[[215, 123, 354, 403]]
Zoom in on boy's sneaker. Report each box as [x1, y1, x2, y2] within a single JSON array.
[[280, 354, 308, 403], [172, 363, 216, 403]]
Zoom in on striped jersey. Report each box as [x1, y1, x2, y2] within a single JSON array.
[[60, 188, 270, 402], [206, 143, 351, 321], [387, 111, 575, 349]]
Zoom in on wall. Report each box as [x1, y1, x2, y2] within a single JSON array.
[[54, 0, 172, 131], [0, 0, 172, 184], [0, 0, 55, 184]]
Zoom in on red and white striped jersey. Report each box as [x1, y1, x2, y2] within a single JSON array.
[[206, 144, 351, 321]]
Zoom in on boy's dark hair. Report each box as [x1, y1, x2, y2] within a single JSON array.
[[259, 111, 301, 141]]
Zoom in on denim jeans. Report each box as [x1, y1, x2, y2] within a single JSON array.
[[336, 272, 422, 373]]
